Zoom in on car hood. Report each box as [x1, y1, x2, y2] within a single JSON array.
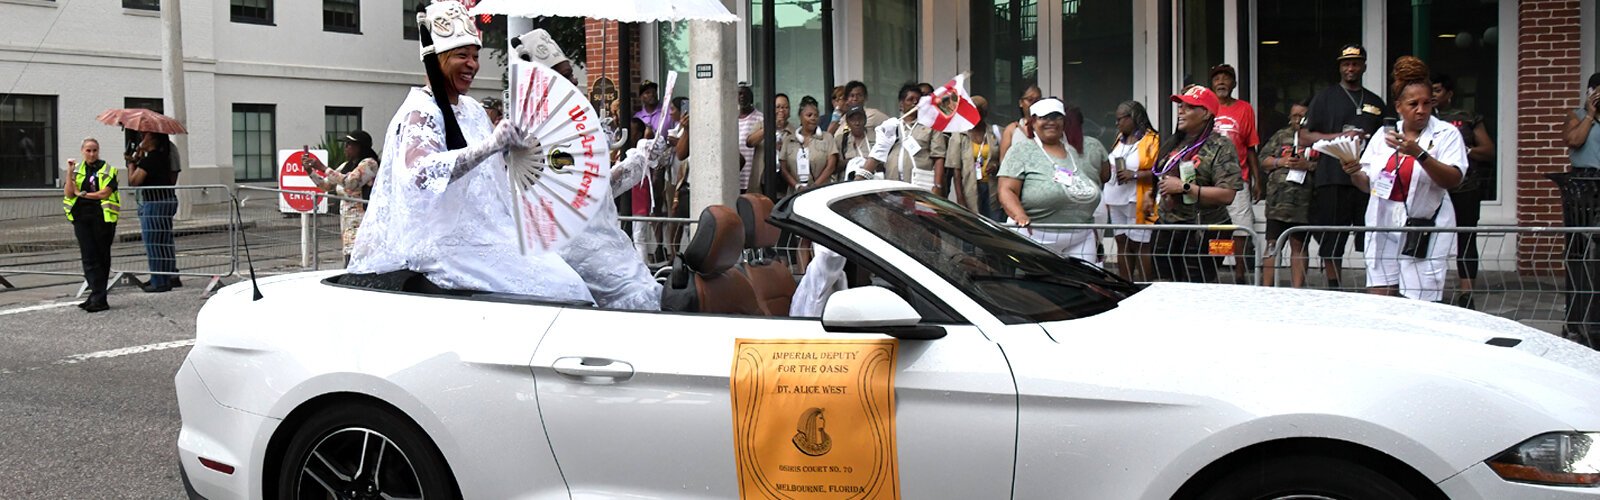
[[1067, 282, 1600, 380]]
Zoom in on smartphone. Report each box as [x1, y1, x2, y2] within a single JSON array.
[[1383, 117, 1399, 134]]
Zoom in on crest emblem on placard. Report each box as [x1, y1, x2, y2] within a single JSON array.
[[792, 408, 833, 457]]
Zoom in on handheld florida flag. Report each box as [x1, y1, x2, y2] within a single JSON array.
[[917, 73, 981, 133]]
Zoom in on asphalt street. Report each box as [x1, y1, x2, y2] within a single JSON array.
[[0, 276, 215, 499]]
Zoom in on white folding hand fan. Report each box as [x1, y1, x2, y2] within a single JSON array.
[[505, 62, 612, 254]]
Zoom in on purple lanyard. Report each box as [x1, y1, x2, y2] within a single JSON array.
[[1155, 129, 1211, 177]]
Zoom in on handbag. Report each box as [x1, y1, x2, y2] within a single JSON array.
[[1400, 198, 1444, 258]]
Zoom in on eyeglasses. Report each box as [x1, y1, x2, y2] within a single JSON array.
[[1115, 114, 1131, 121]]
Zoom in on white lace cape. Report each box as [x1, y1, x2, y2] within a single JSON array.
[[555, 145, 663, 310], [347, 88, 593, 303]]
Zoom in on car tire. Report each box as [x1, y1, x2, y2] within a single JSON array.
[[275, 402, 460, 500], [1196, 455, 1416, 500]]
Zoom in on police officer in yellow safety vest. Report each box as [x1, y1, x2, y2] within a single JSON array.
[[63, 138, 120, 312]]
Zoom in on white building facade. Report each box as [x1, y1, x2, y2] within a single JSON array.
[[0, 0, 504, 190]]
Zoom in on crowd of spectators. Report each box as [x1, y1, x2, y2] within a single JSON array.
[[455, 42, 1600, 309]]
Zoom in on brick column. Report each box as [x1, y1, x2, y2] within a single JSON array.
[[1517, 0, 1585, 271], [583, 20, 642, 116]]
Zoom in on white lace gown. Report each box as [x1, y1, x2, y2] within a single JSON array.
[[555, 145, 662, 311], [348, 88, 594, 303]]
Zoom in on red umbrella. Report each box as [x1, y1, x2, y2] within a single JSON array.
[[96, 108, 188, 135]]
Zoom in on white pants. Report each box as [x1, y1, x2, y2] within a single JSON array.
[[1013, 222, 1100, 266], [1105, 203, 1151, 243], [632, 220, 655, 262], [911, 168, 937, 191], [1227, 180, 1255, 228], [1364, 228, 1455, 302]]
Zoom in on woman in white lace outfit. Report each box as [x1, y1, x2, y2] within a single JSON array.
[[515, 27, 668, 311], [347, 1, 592, 303]]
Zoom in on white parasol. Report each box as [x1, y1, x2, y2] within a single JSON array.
[[469, 0, 739, 23], [505, 63, 611, 254]]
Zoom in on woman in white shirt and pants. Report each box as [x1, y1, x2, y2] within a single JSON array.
[[1341, 56, 1468, 302]]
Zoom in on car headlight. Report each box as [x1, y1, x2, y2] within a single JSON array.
[[1487, 432, 1600, 486]]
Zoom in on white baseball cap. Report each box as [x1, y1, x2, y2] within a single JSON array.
[[1029, 98, 1066, 118]]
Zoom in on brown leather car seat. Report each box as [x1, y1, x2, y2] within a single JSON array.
[[737, 194, 798, 317], [665, 205, 763, 315]]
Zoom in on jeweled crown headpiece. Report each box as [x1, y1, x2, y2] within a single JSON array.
[[418, 1, 481, 60]]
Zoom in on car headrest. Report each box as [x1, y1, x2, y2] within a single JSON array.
[[683, 205, 744, 275], [737, 194, 779, 249]]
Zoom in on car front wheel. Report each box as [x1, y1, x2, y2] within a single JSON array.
[[275, 402, 460, 500], [1196, 455, 1417, 500]]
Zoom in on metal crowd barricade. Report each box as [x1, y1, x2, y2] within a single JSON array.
[[233, 185, 365, 274], [618, 215, 699, 275], [0, 184, 237, 296], [1272, 225, 1600, 345], [1011, 222, 1267, 286]]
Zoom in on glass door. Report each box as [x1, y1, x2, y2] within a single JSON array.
[[1252, 0, 1362, 141], [1061, 0, 1135, 147]]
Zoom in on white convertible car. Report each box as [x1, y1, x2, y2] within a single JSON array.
[[177, 181, 1600, 500]]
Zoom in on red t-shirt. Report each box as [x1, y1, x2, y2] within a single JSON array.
[[1214, 99, 1259, 181], [1383, 153, 1416, 203]]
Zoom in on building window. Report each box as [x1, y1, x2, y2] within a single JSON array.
[[231, 0, 273, 25], [1063, 0, 1132, 147], [232, 104, 276, 182], [1254, 1, 1362, 147], [403, 2, 420, 40], [325, 0, 360, 34], [1179, 0, 1223, 89], [123, 0, 158, 11], [749, 0, 826, 114], [658, 21, 691, 100], [122, 97, 163, 157], [971, 0, 1038, 129], [1386, 0, 1500, 200], [324, 107, 362, 151], [0, 94, 58, 188], [862, 0, 919, 114]]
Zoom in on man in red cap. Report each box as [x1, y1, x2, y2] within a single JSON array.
[[1210, 63, 1259, 284], [1152, 84, 1243, 283], [1298, 43, 1390, 290]]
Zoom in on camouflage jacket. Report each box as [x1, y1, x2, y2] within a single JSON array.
[[1259, 127, 1314, 224], [1435, 108, 1492, 195], [1158, 132, 1243, 225]]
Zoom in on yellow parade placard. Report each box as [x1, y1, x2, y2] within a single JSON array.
[[731, 338, 899, 499]]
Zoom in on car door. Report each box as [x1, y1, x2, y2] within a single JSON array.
[[530, 307, 1017, 499]]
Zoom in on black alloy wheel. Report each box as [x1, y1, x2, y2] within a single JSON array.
[[276, 402, 460, 500], [1196, 455, 1418, 500]]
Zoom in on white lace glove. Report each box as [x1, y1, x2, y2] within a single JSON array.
[[453, 119, 522, 175], [609, 138, 660, 193], [413, 118, 523, 191], [506, 125, 543, 188]]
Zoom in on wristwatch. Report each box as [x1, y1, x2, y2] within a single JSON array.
[[1416, 150, 1432, 164], [1182, 182, 1193, 193]]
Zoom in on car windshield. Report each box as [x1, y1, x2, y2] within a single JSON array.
[[830, 190, 1139, 324]]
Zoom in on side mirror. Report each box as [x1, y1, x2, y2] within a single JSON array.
[[822, 286, 945, 340]]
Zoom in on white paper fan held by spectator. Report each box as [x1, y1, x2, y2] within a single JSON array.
[[505, 63, 612, 254], [1311, 135, 1364, 165]]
